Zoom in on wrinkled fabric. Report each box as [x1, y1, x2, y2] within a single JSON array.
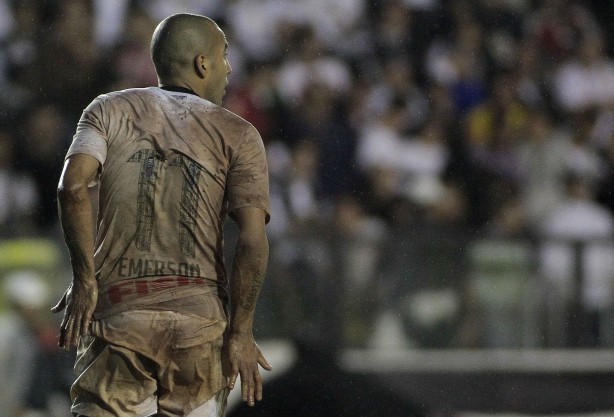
[[66, 87, 270, 319], [72, 310, 227, 417], [65, 86, 270, 416]]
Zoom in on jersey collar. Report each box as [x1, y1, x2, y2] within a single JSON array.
[[160, 85, 200, 97]]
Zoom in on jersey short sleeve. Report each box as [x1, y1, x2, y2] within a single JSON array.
[[65, 96, 109, 165], [227, 124, 271, 223]]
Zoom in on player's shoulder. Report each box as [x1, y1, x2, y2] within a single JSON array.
[[85, 87, 151, 108], [211, 104, 257, 134], [100, 87, 155, 102]]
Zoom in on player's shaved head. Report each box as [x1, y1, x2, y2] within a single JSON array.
[[151, 13, 223, 81]]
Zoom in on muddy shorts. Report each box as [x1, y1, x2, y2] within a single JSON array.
[[70, 310, 228, 417]]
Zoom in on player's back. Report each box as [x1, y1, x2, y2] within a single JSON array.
[[70, 87, 267, 317]]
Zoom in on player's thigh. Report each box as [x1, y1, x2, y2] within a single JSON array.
[[157, 315, 227, 415], [185, 388, 229, 417], [72, 336, 158, 417]]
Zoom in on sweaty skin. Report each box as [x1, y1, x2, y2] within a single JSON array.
[[224, 207, 272, 406], [52, 153, 100, 349], [151, 14, 231, 106], [53, 13, 271, 409]]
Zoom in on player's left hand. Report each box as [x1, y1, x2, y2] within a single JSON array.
[[51, 278, 98, 350], [224, 332, 272, 406]]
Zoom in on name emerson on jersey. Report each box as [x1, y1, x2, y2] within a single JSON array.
[[116, 256, 202, 278], [106, 257, 206, 305]]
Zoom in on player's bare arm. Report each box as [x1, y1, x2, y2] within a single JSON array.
[[52, 153, 100, 350], [225, 206, 272, 406]]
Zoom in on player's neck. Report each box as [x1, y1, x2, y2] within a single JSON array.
[[160, 85, 200, 97]]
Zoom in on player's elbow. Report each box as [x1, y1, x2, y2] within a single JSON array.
[[57, 179, 89, 205], [237, 229, 269, 258], [238, 230, 268, 252]]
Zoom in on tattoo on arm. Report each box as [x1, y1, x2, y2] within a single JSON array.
[[240, 275, 264, 310], [229, 218, 268, 333]]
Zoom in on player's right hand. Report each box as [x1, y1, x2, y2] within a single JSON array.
[[51, 279, 98, 350]]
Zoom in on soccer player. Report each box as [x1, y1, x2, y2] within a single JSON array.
[[52, 13, 271, 417]]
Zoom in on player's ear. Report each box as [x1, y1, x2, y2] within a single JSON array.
[[194, 55, 207, 79]]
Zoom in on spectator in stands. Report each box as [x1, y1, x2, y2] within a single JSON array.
[[35, 0, 102, 114], [463, 72, 529, 228], [107, 6, 158, 89], [553, 33, 614, 115], [565, 110, 606, 181], [2, 0, 42, 97], [285, 81, 359, 202], [0, 0, 42, 113], [225, 61, 284, 143], [224, 0, 289, 61], [0, 270, 67, 416], [517, 109, 571, 229], [539, 173, 614, 346], [0, 129, 38, 237], [273, 139, 321, 229], [16, 103, 71, 231], [526, 0, 598, 66], [372, 0, 417, 61], [366, 56, 429, 133], [425, 3, 489, 115], [332, 194, 387, 347], [276, 24, 352, 107], [3, 0, 614, 352], [513, 38, 547, 109]]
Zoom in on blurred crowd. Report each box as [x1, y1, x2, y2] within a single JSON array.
[[2, 0, 614, 413], [0, 0, 613, 240]]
